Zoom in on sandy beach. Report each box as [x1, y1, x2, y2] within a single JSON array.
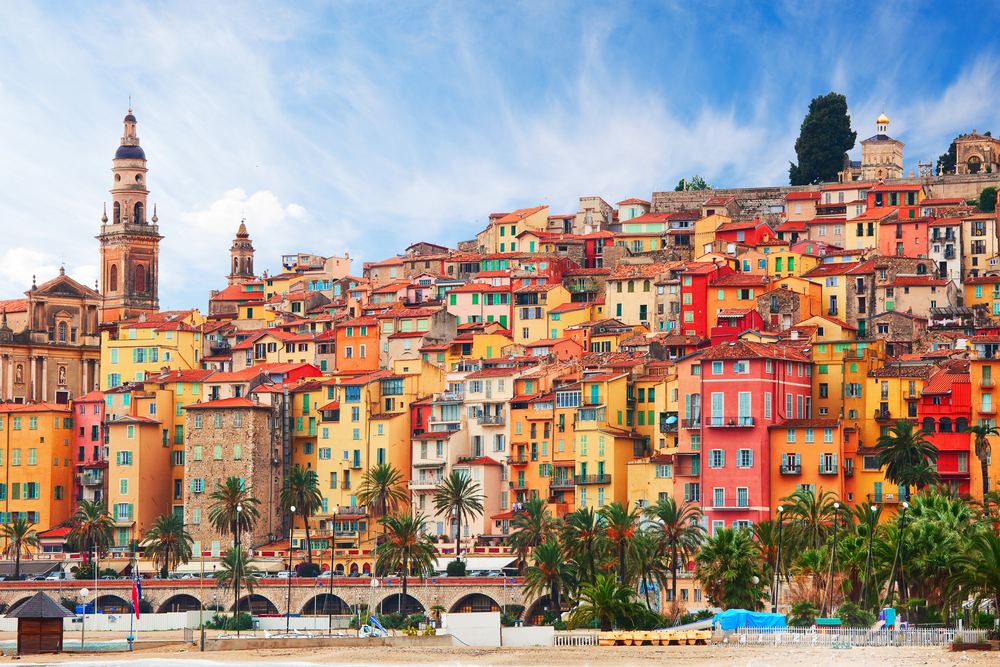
[[8, 642, 999, 666]]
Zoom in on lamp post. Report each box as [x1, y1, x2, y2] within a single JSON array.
[[235, 503, 243, 639], [79, 587, 89, 652], [328, 506, 338, 636], [888, 501, 909, 610], [826, 502, 840, 617], [863, 505, 876, 611], [286, 505, 295, 634], [772, 506, 785, 614]]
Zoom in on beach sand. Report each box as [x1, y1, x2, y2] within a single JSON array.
[[9, 642, 1000, 666]]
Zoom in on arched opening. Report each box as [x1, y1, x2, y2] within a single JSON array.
[[135, 264, 146, 293], [349, 563, 358, 574], [524, 596, 552, 626], [922, 417, 936, 433], [233, 257, 239, 274], [58, 322, 67, 343], [134, 202, 144, 224], [247, 258, 252, 274], [113, 202, 121, 224], [450, 593, 501, 614], [956, 417, 969, 432], [96, 594, 131, 614], [917, 264, 927, 275], [158, 594, 203, 613], [109, 264, 118, 292], [627, 280, 635, 293], [335, 563, 345, 575], [643, 279, 650, 292], [377, 594, 424, 616], [939, 417, 953, 434], [969, 156, 982, 174], [231, 594, 278, 616], [362, 562, 371, 574], [301, 594, 350, 616]]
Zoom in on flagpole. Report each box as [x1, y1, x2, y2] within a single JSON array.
[[128, 544, 135, 651]]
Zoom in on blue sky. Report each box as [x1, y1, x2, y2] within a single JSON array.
[[0, 1, 996, 309]]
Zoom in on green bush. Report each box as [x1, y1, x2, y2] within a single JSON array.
[[973, 611, 996, 630], [404, 612, 426, 628], [73, 564, 95, 580], [379, 612, 404, 629], [296, 562, 321, 577], [835, 602, 876, 628], [205, 612, 252, 631], [787, 601, 819, 627], [446, 559, 466, 577], [138, 599, 154, 614]]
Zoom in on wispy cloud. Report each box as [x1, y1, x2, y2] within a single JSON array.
[[0, 2, 993, 308]]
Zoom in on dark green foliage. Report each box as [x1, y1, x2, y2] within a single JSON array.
[[835, 601, 875, 627], [973, 611, 996, 629], [446, 559, 466, 577], [789, 92, 857, 185], [787, 600, 819, 627], [59, 597, 77, 613], [205, 612, 252, 631], [138, 599, 154, 614], [937, 138, 959, 175], [73, 564, 96, 579], [296, 561, 321, 577], [980, 187, 997, 214], [501, 604, 525, 627], [675, 175, 711, 191]]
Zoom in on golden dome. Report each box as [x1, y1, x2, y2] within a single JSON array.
[[877, 112, 889, 125], [236, 221, 249, 238]]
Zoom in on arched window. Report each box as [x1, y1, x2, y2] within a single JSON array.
[[135, 264, 146, 293], [916, 263, 926, 275], [939, 417, 952, 433], [247, 258, 252, 274], [627, 280, 635, 293], [133, 202, 144, 224], [58, 322, 67, 343], [233, 257, 239, 274], [643, 280, 651, 292], [113, 202, 121, 224], [922, 417, 936, 433], [969, 155, 982, 174], [109, 264, 118, 292], [956, 417, 969, 432]]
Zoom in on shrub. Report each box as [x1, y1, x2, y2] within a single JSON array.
[[973, 611, 996, 630], [73, 564, 96, 580], [835, 602, 875, 628], [100, 568, 119, 578], [446, 559, 466, 577], [379, 612, 404, 629], [59, 597, 78, 613], [138, 599, 154, 614], [787, 601, 819, 627], [404, 612, 426, 628], [296, 562, 321, 578], [205, 612, 252, 631]]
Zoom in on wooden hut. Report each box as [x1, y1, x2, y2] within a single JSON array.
[[5, 591, 75, 654]]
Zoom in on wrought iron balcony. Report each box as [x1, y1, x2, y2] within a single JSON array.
[[705, 416, 754, 427], [818, 464, 839, 476], [574, 474, 612, 485], [779, 464, 801, 475]]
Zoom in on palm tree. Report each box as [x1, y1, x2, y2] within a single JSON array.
[[694, 527, 767, 611], [875, 419, 939, 492], [214, 547, 260, 612], [208, 477, 261, 546], [561, 507, 601, 586], [568, 575, 640, 631], [507, 497, 558, 568], [432, 472, 484, 558], [628, 533, 669, 609], [781, 487, 838, 548], [67, 501, 114, 561], [645, 496, 704, 602], [966, 423, 999, 505], [141, 513, 194, 579], [752, 520, 785, 601], [357, 463, 409, 568], [792, 547, 830, 614], [375, 512, 437, 604], [1, 519, 39, 580], [523, 540, 575, 617], [279, 466, 323, 563], [599, 501, 640, 585]]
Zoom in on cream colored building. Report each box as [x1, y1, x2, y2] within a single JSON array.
[[859, 113, 903, 181]]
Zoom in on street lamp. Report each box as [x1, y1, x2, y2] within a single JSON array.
[[79, 587, 89, 652], [287, 505, 296, 634], [772, 506, 785, 614], [235, 503, 243, 639], [827, 502, 840, 616], [863, 505, 876, 611]]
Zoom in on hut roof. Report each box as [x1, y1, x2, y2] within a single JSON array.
[[6, 592, 75, 618]]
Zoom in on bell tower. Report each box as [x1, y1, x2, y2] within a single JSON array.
[[227, 219, 256, 286], [97, 109, 162, 323]]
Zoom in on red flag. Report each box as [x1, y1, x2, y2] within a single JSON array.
[[131, 568, 141, 619]]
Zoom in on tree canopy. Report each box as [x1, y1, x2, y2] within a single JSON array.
[[675, 175, 711, 191], [789, 92, 857, 185], [980, 187, 997, 214]]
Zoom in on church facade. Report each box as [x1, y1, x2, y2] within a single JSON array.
[[955, 130, 1000, 175]]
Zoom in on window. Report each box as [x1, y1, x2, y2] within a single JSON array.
[[708, 449, 725, 468], [737, 449, 753, 468]]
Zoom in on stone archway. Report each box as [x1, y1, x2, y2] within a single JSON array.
[[450, 593, 501, 614], [232, 594, 279, 615], [377, 593, 424, 616], [524, 596, 553, 626], [158, 594, 203, 613], [301, 593, 351, 616], [96, 594, 131, 614]]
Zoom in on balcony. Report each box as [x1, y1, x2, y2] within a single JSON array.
[[708, 496, 750, 510], [981, 378, 996, 389], [513, 480, 528, 490], [818, 464, 839, 476], [854, 283, 866, 294], [574, 474, 612, 485], [673, 464, 700, 476], [659, 421, 678, 434], [905, 390, 921, 400], [337, 506, 367, 516], [980, 403, 997, 415], [408, 477, 443, 490], [583, 395, 604, 406], [81, 472, 104, 486], [867, 492, 909, 504], [549, 479, 575, 491], [874, 409, 891, 422], [681, 418, 701, 429], [705, 416, 754, 427], [341, 481, 351, 490], [779, 464, 801, 475], [844, 465, 854, 478], [509, 456, 529, 466], [114, 513, 134, 526], [477, 414, 506, 426]]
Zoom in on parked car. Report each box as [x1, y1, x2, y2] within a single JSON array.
[[44, 573, 65, 581]]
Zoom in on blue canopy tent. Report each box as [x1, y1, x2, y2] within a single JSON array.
[[713, 609, 787, 630]]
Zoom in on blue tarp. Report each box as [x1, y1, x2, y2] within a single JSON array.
[[713, 609, 787, 630]]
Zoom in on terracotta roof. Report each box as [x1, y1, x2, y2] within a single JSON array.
[[183, 397, 266, 410], [513, 284, 559, 293], [448, 283, 510, 294], [75, 390, 107, 403], [848, 208, 898, 221], [784, 191, 821, 201], [205, 367, 269, 383], [608, 263, 677, 280], [548, 302, 591, 314], [716, 219, 766, 232], [870, 183, 923, 192], [703, 196, 735, 206], [710, 273, 769, 287], [884, 276, 949, 287], [523, 338, 574, 348], [921, 198, 965, 206], [376, 307, 441, 319], [152, 369, 216, 382], [367, 256, 405, 268], [616, 198, 651, 206], [563, 268, 611, 277], [493, 206, 547, 224], [770, 419, 841, 429], [456, 456, 503, 467], [774, 220, 808, 231], [928, 217, 964, 227], [699, 340, 810, 362], [921, 368, 970, 395], [0, 402, 71, 414], [0, 299, 28, 313], [801, 261, 862, 278], [717, 308, 755, 317], [465, 366, 525, 379]]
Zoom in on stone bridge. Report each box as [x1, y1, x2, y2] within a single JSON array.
[[0, 577, 547, 622]]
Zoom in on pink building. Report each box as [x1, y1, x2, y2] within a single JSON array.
[[676, 341, 812, 533], [445, 282, 512, 328], [73, 390, 107, 506]]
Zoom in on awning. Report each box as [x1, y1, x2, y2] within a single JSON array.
[[173, 559, 285, 575], [430, 556, 515, 573]]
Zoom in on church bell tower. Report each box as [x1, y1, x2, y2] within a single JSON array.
[[227, 220, 255, 286], [97, 109, 162, 323]]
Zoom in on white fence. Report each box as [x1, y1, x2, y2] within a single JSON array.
[[732, 627, 989, 647], [554, 633, 599, 646]]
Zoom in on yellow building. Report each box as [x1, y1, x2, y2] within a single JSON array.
[[768, 249, 819, 279], [512, 284, 571, 344], [963, 275, 1000, 315], [440, 324, 514, 369], [101, 316, 204, 389], [477, 206, 550, 254], [546, 301, 604, 340], [845, 208, 893, 251], [0, 403, 76, 533], [694, 214, 728, 255]]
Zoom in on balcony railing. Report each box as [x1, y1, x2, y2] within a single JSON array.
[[844, 465, 854, 477], [82, 473, 104, 486], [574, 474, 612, 485], [549, 479, 575, 490], [705, 416, 754, 427], [980, 404, 997, 415], [981, 378, 996, 389], [477, 414, 506, 426], [509, 456, 529, 465], [709, 496, 750, 509], [659, 421, 678, 433], [818, 465, 838, 476], [337, 506, 367, 516], [341, 481, 351, 490], [681, 418, 701, 429], [408, 478, 443, 489], [673, 464, 699, 476], [583, 395, 604, 406], [905, 390, 921, 399], [513, 480, 528, 489], [874, 409, 891, 421], [779, 464, 801, 475]]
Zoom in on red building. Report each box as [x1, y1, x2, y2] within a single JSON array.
[[917, 365, 971, 494], [879, 217, 931, 258], [867, 183, 926, 220], [679, 261, 734, 337], [72, 390, 106, 506], [580, 231, 616, 269], [677, 341, 813, 532], [714, 219, 774, 247], [711, 309, 766, 344]]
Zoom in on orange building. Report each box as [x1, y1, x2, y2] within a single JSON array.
[[768, 419, 852, 510], [707, 274, 770, 330], [335, 316, 379, 374]]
